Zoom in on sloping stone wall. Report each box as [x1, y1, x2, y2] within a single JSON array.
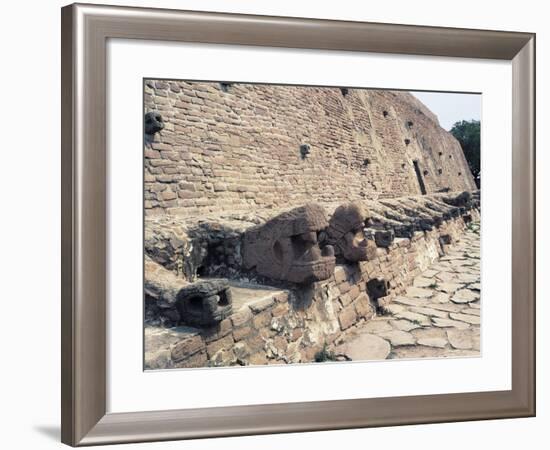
[[144, 81, 476, 216]]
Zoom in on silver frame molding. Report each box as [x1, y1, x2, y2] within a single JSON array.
[[61, 3, 535, 446]]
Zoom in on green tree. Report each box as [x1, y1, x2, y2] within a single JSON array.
[[450, 120, 480, 185]]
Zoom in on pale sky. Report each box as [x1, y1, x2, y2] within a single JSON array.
[[412, 91, 481, 131]]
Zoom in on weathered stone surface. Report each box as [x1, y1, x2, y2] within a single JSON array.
[[175, 279, 233, 327], [144, 255, 187, 305], [406, 287, 434, 298], [435, 282, 463, 294], [379, 330, 416, 347], [422, 269, 439, 278], [333, 266, 348, 283], [395, 311, 431, 326], [447, 329, 473, 350], [367, 278, 389, 300], [173, 351, 207, 368], [201, 318, 233, 342], [449, 312, 481, 325], [385, 303, 406, 315], [230, 307, 252, 327], [413, 277, 434, 288], [171, 334, 205, 361], [462, 308, 481, 316], [338, 305, 358, 330], [206, 334, 234, 358], [451, 289, 480, 304], [325, 202, 372, 262], [338, 333, 391, 361], [393, 296, 428, 307], [242, 203, 336, 284], [233, 326, 254, 341], [430, 292, 451, 304], [354, 293, 376, 320], [252, 310, 272, 329], [374, 229, 395, 248], [144, 111, 164, 135], [391, 319, 423, 332], [409, 306, 449, 319], [145, 82, 476, 217], [248, 296, 275, 313], [435, 271, 457, 282], [441, 191, 472, 208], [431, 317, 470, 330], [362, 319, 393, 334], [417, 337, 448, 348], [426, 302, 464, 313]]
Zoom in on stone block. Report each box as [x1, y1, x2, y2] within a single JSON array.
[[233, 326, 253, 341], [170, 335, 206, 362], [173, 350, 207, 368], [252, 310, 272, 329], [354, 293, 375, 320], [206, 334, 234, 358], [249, 296, 275, 313], [338, 305, 358, 330], [230, 308, 253, 327]]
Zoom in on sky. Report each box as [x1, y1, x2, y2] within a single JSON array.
[[411, 91, 481, 131]]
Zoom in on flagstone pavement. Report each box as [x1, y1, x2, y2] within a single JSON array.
[[335, 222, 481, 361]]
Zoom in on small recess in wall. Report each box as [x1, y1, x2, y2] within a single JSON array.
[[340, 88, 349, 97], [220, 82, 233, 92], [404, 139, 411, 146], [383, 110, 389, 117], [300, 144, 311, 159]]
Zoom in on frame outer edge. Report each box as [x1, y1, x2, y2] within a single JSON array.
[[62, 3, 536, 446], [61, 4, 76, 446], [511, 36, 536, 416]]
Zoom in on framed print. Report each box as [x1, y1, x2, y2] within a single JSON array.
[[61, 3, 535, 446]]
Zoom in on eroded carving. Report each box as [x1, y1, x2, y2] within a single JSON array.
[[243, 203, 335, 284], [367, 278, 389, 300], [442, 191, 472, 208], [374, 229, 395, 248], [176, 279, 233, 327], [144, 111, 164, 135], [325, 203, 375, 262]]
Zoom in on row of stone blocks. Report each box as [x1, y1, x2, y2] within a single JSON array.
[[146, 192, 476, 325], [144, 193, 479, 368]]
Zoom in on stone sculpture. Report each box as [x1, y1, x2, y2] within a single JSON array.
[[242, 203, 336, 284], [374, 229, 395, 248], [300, 143, 311, 159], [442, 191, 472, 208], [325, 202, 375, 262], [176, 279, 233, 327], [144, 111, 164, 135], [366, 278, 389, 300]]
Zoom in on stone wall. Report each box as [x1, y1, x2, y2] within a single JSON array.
[[144, 81, 476, 216], [145, 203, 480, 369]]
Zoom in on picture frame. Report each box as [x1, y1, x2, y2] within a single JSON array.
[[61, 3, 535, 446]]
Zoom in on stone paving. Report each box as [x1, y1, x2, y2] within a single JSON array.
[[335, 222, 481, 361]]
